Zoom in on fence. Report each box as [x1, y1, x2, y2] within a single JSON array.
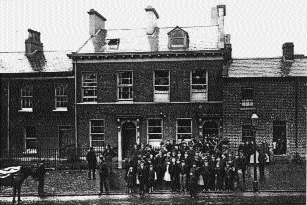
[[0, 147, 111, 169]]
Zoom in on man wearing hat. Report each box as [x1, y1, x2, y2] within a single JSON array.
[[137, 160, 148, 196], [86, 147, 97, 179], [98, 156, 109, 195], [37, 160, 46, 196], [179, 160, 189, 192]]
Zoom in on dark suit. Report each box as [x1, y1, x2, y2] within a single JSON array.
[[99, 161, 109, 193], [137, 165, 148, 195]]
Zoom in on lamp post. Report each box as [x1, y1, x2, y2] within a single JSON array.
[[251, 113, 259, 192]]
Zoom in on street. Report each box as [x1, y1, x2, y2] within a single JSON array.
[[0, 191, 305, 205]]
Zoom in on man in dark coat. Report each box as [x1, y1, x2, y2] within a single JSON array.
[[86, 147, 97, 179], [104, 145, 116, 174], [98, 156, 109, 195], [258, 151, 267, 181], [37, 160, 46, 196], [137, 160, 148, 196]]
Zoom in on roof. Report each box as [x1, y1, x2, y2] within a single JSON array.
[[76, 25, 219, 54], [0, 51, 73, 73], [226, 58, 307, 78]]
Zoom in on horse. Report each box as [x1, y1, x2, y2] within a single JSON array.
[[0, 166, 35, 204]]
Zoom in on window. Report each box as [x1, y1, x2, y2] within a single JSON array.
[[242, 125, 254, 142], [154, 70, 170, 102], [148, 119, 163, 146], [241, 88, 254, 107], [55, 84, 68, 110], [25, 126, 37, 152], [82, 72, 97, 102], [191, 70, 208, 101], [168, 27, 189, 49], [177, 119, 192, 141], [117, 71, 133, 101], [21, 85, 33, 111], [90, 120, 105, 148]]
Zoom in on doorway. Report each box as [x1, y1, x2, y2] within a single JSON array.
[[59, 125, 72, 158], [273, 121, 287, 155], [122, 121, 136, 158]]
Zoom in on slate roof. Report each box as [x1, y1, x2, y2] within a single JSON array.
[[226, 58, 307, 78], [76, 26, 220, 54], [0, 51, 73, 73]]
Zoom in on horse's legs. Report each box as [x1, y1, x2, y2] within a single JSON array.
[[18, 185, 21, 202], [12, 186, 16, 204]]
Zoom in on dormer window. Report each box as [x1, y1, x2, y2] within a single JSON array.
[[168, 26, 189, 49]]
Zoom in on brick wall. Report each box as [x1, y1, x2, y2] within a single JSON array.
[[223, 77, 306, 157]]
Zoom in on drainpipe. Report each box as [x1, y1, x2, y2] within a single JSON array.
[[7, 80, 10, 156], [74, 59, 78, 157], [295, 79, 298, 150]]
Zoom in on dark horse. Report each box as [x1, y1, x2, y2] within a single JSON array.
[[0, 166, 35, 204]]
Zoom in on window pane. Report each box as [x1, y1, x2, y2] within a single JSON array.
[[148, 134, 162, 140], [26, 126, 37, 138], [177, 134, 191, 140], [26, 139, 37, 149], [148, 119, 161, 126], [82, 72, 97, 102], [92, 134, 104, 141], [177, 119, 191, 127], [172, 38, 184, 45]]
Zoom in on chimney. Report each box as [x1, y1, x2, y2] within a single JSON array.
[[211, 7, 218, 25], [217, 4, 226, 49], [282, 42, 294, 61], [88, 9, 107, 52], [25, 29, 43, 55], [145, 6, 159, 35]]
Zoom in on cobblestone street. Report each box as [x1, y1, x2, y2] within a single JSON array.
[[0, 163, 305, 196]]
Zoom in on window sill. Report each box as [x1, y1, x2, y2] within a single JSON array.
[[53, 108, 68, 112], [80, 102, 98, 104], [239, 107, 256, 111], [116, 100, 133, 104], [18, 108, 33, 112]]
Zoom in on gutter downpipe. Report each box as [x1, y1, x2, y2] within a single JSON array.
[[295, 79, 298, 151], [74, 58, 78, 157], [7, 80, 10, 156]]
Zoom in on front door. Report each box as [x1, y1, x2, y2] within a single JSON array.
[[59, 126, 72, 158], [122, 122, 136, 158], [273, 121, 287, 155]]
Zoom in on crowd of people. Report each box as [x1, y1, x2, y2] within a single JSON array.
[[85, 135, 270, 198]]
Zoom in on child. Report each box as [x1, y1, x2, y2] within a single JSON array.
[[225, 162, 234, 191], [189, 169, 198, 198], [126, 167, 135, 194], [163, 161, 171, 189], [148, 164, 157, 193]]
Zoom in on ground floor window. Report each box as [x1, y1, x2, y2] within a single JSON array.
[[203, 121, 219, 139], [242, 125, 254, 142], [177, 119, 192, 141], [148, 119, 163, 148], [273, 121, 286, 155], [90, 120, 105, 148], [25, 126, 37, 153]]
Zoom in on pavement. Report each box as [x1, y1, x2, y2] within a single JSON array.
[[0, 192, 305, 204], [0, 162, 305, 203]]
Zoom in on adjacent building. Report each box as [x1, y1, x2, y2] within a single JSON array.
[[0, 29, 74, 158], [223, 42, 307, 157]]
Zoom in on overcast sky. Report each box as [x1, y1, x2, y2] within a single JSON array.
[[1, 0, 306, 58]]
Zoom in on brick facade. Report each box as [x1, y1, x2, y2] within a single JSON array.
[[223, 77, 306, 156]]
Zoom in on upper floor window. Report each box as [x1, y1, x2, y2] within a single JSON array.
[[177, 119, 192, 142], [82, 72, 97, 102], [148, 118, 163, 148], [21, 85, 33, 111], [241, 88, 254, 107], [168, 26, 189, 49], [55, 84, 68, 110], [154, 70, 170, 102], [242, 125, 254, 143], [25, 126, 37, 153], [191, 70, 208, 102], [117, 71, 133, 101], [90, 119, 105, 148]]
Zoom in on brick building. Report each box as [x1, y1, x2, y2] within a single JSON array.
[[223, 43, 307, 157], [0, 29, 74, 158], [68, 5, 232, 166]]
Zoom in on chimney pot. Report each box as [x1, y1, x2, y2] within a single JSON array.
[[282, 42, 294, 61]]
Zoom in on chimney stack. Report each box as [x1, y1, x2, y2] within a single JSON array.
[[145, 6, 159, 35], [217, 4, 226, 49], [88, 9, 107, 52], [282, 42, 294, 61], [25, 29, 43, 55]]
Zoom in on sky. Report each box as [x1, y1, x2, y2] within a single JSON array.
[[1, 0, 306, 58]]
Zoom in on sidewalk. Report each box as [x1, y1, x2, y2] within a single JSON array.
[[0, 162, 305, 196]]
